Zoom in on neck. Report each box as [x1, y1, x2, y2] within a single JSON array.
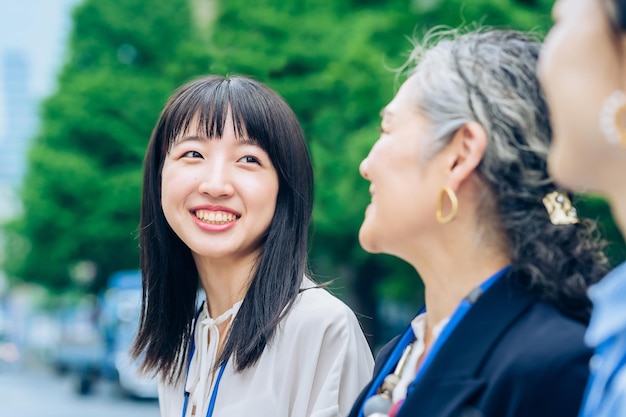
[[408, 230, 510, 334], [193, 252, 259, 318], [421, 261, 507, 333]]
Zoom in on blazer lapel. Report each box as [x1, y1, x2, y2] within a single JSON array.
[[399, 272, 537, 416], [400, 377, 486, 417]]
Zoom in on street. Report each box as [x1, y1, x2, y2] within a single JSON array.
[[0, 363, 160, 417]]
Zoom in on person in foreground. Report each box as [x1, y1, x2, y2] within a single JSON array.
[[347, 29, 609, 417], [132, 75, 373, 417], [539, 0, 626, 415]]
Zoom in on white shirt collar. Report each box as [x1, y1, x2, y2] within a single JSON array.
[[185, 299, 243, 416], [391, 313, 450, 403]]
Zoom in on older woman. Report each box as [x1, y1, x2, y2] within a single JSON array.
[[539, 0, 626, 415], [347, 29, 609, 417]]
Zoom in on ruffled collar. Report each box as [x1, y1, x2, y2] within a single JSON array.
[[185, 299, 243, 416]]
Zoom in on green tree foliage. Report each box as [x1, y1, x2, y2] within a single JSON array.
[[4, 0, 210, 291], [198, 0, 568, 298], [4, 0, 624, 347], [197, 0, 625, 347], [409, 0, 553, 30], [197, 1, 422, 336], [208, 0, 624, 350]]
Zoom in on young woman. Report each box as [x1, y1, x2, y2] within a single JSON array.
[[132, 75, 373, 417], [347, 29, 609, 417], [539, 0, 626, 415]]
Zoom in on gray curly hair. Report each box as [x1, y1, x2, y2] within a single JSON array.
[[403, 28, 608, 320]]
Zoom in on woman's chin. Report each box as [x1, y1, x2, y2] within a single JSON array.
[[358, 226, 381, 254]]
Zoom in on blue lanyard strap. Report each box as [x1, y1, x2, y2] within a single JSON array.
[[358, 265, 511, 417], [182, 305, 229, 417], [182, 361, 228, 417]]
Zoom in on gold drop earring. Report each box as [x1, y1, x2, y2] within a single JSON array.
[[599, 90, 626, 148], [436, 186, 458, 224]]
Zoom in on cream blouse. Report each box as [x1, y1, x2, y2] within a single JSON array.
[[158, 281, 374, 417]]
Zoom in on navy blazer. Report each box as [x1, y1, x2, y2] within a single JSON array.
[[348, 272, 592, 417]]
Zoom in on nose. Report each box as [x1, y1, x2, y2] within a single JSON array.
[[197, 162, 235, 198], [359, 154, 370, 180]]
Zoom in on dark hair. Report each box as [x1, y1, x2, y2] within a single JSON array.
[[405, 29, 609, 321], [132, 75, 314, 382], [607, 0, 626, 31]]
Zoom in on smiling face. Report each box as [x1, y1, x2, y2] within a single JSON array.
[[358, 76, 447, 259], [160, 113, 279, 263], [539, 0, 626, 191]]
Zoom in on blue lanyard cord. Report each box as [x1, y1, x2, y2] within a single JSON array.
[[182, 361, 228, 417], [206, 361, 227, 417], [358, 265, 511, 417], [182, 305, 229, 417]]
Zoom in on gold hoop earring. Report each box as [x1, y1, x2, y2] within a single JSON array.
[[436, 186, 458, 224], [542, 191, 579, 225], [599, 90, 626, 147]]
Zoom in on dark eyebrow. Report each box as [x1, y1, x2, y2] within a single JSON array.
[[172, 135, 207, 146], [172, 134, 260, 148], [236, 137, 260, 147]]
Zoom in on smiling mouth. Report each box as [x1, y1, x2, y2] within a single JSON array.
[[195, 210, 238, 225]]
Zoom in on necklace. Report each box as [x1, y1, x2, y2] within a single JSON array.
[[362, 340, 414, 416]]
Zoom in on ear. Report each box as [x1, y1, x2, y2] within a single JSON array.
[[444, 122, 488, 189]]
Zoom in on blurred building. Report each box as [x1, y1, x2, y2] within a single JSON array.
[[0, 50, 37, 191], [0, 51, 35, 296]]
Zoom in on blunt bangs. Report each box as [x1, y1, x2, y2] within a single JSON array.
[[160, 77, 282, 160]]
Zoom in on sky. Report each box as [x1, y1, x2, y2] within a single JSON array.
[[0, 0, 80, 137]]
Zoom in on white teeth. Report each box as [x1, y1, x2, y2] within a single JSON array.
[[195, 210, 236, 224]]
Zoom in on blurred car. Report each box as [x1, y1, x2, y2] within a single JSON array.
[[0, 304, 19, 369], [0, 333, 20, 368], [50, 297, 107, 394], [100, 270, 158, 399], [115, 350, 158, 399], [50, 270, 158, 398]]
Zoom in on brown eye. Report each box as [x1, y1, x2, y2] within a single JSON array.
[[239, 155, 260, 164], [182, 151, 203, 158]]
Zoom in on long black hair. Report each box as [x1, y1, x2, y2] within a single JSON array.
[[132, 75, 314, 383]]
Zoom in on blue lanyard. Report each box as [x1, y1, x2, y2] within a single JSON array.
[[358, 265, 511, 417], [182, 307, 228, 417]]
